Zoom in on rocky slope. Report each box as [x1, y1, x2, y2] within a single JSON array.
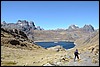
[[1, 27, 43, 50], [74, 30, 99, 56]]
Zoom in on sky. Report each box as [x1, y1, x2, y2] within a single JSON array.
[[1, 1, 99, 30]]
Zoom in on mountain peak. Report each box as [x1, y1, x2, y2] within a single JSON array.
[[83, 24, 94, 32], [68, 25, 79, 30], [29, 21, 35, 27], [17, 20, 29, 26], [1, 21, 7, 25]]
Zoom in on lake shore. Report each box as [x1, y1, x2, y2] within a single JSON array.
[[34, 40, 74, 43]]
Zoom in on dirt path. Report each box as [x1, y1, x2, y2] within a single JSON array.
[[61, 51, 99, 66]]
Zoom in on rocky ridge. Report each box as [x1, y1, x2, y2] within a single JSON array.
[[1, 27, 43, 50], [1, 20, 44, 41]]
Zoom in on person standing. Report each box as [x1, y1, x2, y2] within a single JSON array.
[[74, 49, 79, 62]]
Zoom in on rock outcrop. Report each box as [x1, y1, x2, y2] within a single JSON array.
[[82, 24, 94, 32], [67, 24, 94, 32], [1, 27, 43, 50], [68, 25, 79, 30], [1, 21, 7, 25], [16, 20, 36, 30], [1, 20, 44, 41], [36, 26, 44, 30]]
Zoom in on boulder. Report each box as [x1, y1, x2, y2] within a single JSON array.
[[43, 63, 54, 66], [10, 40, 20, 46]]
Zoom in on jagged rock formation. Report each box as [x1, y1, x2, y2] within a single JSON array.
[[36, 26, 44, 30], [1, 20, 44, 31], [1, 27, 43, 50], [1, 21, 7, 25], [67, 24, 94, 32], [68, 25, 79, 31], [1, 20, 44, 41], [1, 28, 28, 40], [16, 20, 36, 30], [82, 24, 94, 32]]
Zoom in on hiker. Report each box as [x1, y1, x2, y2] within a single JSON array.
[[74, 49, 79, 61]]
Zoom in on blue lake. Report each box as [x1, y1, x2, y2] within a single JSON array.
[[35, 41, 75, 50]]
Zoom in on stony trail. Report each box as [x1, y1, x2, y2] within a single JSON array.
[[56, 51, 99, 66]]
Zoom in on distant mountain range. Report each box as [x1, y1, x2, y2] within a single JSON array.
[[1, 20, 95, 32], [1, 20, 96, 41], [1, 20, 44, 31], [67, 24, 94, 32], [1, 20, 44, 41]]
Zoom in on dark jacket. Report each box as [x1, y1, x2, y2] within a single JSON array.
[[74, 50, 79, 55]]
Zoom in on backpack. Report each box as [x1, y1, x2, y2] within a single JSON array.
[[74, 51, 78, 55]]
